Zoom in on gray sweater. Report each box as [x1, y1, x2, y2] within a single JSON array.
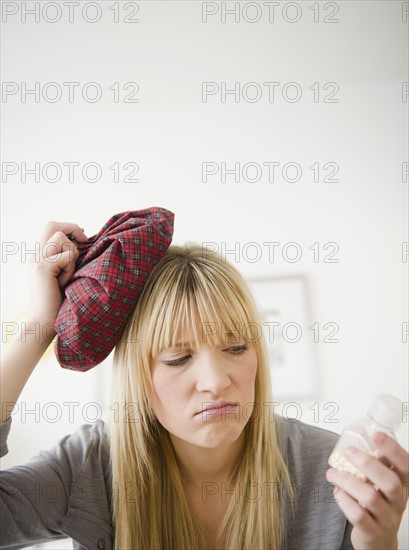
[[0, 414, 354, 550]]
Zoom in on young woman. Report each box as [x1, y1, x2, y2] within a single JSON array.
[[1, 221, 408, 550]]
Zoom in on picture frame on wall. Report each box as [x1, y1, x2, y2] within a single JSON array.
[[246, 275, 319, 400]]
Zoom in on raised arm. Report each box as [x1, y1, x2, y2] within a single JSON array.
[[1, 222, 88, 423]]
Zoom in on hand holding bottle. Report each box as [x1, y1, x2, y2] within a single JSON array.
[[326, 394, 409, 550]]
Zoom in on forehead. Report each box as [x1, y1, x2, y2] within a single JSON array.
[[169, 328, 244, 349], [149, 280, 253, 357], [156, 309, 246, 353]]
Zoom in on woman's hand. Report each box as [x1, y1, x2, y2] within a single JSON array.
[[0, 222, 88, 423], [28, 221, 88, 331], [326, 432, 409, 550]]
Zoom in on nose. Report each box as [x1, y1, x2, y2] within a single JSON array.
[[195, 348, 231, 396]]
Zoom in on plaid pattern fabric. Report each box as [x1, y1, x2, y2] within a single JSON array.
[[54, 207, 175, 371]]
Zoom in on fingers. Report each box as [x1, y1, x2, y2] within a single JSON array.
[[326, 435, 409, 550], [328, 483, 382, 538], [33, 226, 85, 289], [330, 484, 399, 549], [40, 221, 88, 249], [371, 432, 409, 485], [54, 250, 78, 288], [67, 226, 88, 244], [345, 448, 405, 511], [328, 444, 408, 514], [25, 222, 88, 327], [40, 231, 79, 262], [326, 467, 400, 531]]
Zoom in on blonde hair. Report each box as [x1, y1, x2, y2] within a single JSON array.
[[104, 243, 295, 549]]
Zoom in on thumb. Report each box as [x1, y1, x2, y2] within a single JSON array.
[[52, 249, 77, 288]]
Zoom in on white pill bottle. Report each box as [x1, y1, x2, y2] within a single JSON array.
[[328, 393, 403, 481]]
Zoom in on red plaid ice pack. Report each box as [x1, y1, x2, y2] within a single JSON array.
[[54, 207, 175, 371]]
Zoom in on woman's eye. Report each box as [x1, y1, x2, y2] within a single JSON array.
[[228, 345, 248, 355], [164, 355, 191, 367], [163, 345, 248, 367]]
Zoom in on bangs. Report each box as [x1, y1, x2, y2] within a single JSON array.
[[144, 261, 260, 359]]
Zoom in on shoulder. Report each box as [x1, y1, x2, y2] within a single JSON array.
[[0, 415, 109, 467], [40, 419, 113, 545], [0, 418, 113, 549], [275, 414, 340, 469], [54, 418, 109, 453], [44, 419, 110, 478], [274, 414, 340, 500], [1, 418, 113, 485]]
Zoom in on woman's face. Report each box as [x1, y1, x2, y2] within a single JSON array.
[[150, 326, 258, 449]]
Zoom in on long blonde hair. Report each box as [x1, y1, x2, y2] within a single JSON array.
[[104, 243, 295, 549]]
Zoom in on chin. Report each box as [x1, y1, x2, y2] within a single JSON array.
[[195, 424, 245, 448]]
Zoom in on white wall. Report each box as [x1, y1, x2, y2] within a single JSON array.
[[1, 1, 408, 547]]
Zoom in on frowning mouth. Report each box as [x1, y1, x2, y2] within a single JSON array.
[[195, 402, 238, 416]]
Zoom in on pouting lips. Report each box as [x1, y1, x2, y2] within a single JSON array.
[[195, 402, 238, 415]]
